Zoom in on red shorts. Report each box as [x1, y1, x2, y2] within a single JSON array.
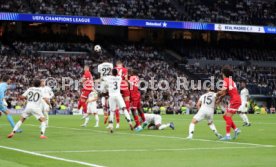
[[80, 89, 92, 99], [131, 100, 141, 109], [227, 102, 241, 114], [121, 89, 130, 97]]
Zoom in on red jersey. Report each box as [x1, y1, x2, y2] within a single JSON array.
[[82, 70, 93, 91], [115, 66, 128, 80], [223, 77, 241, 105], [129, 75, 141, 100], [115, 66, 129, 91]]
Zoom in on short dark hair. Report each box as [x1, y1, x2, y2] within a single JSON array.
[[112, 68, 118, 76], [221, 65, 233, 78], [33, 79, 41, 87], [1, 75, 10, 82]]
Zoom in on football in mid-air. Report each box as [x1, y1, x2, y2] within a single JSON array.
[[94, 45, 102, 52]]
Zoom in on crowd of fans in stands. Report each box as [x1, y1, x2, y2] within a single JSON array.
[[1, 41, 276, 114], [0, 0, 275, 25]]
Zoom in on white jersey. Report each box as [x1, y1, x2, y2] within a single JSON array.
[[23, 87, 45, 109], [104, 76, 122, 97], [87, 91, 98, 113], [41, 86, 54, 99], [88, 91, 98, 103], [240, 88, 249, 105], [144, 113, 162, 125], [198, 92, 217, 112], [98, 62, 113, 78]]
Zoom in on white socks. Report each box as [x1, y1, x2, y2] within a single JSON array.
[[188, 123, 195, 137], [13, 120, 23, 133], [158, 124, 170, 130], [44, 112, 49, 127], [41, 121, 46, 136], [84, 117, 90, 125], [123, 109, 131, 123], [209, 123, 218, 134], [95, 114, 99, 126], [239, 113, 249, 124]]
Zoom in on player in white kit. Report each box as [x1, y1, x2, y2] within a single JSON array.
[[81, 89, 99, 127], [8, 80, 48, 139], [41, 79, 54, 127], [104, 69, 133, 133], [97, 62, 113, 124], [143, 113, 175, 130], [238, 81, 251, 126], [187, 87, 222, 139]]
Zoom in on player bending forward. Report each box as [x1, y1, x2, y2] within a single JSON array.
[[142, 113, 174, 130], [41, 79, 54, 127], [81, 89, 99, 127], [105, 69, 133, 133], [8, 80, 48, 139], [187, 87, 222, 139]]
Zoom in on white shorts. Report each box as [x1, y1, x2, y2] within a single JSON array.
[[238, 104, 248, 113], [109, 95, 125, 111], [194, 110, 214, 123], [154, 115, 162, 125], [22, 107, 44, 120], [87, 102, 97, 114], [42, 101, 50, 113]]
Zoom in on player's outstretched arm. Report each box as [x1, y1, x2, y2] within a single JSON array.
[[216, 89, 227, 104], [196, 100, 201, 110]]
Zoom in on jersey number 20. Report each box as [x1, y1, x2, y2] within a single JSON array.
[[28, 92, 40, 102]]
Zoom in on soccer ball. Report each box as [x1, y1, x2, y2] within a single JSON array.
[[94, 45, 101, 52]]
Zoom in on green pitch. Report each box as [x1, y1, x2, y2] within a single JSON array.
[[0, 114, 276, 167]]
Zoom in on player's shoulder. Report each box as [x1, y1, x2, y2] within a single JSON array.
[[28, 87, 42, 92]]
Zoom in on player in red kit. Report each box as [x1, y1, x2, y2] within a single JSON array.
[[114, 60, 131, 128], [128, 69, 145, 132], [217, 66, 241, 141], [78, 65, 94, 117]]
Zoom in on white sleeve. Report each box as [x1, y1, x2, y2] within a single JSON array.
[[213, 93, 217, 98], [49, 88, 54, 98], [199, 95, 204, 103], [22, 89, 30, 97], [246, 89, 249, 96], [98, 65, 102, 73]]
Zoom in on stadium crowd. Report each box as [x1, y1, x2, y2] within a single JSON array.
[[1, 41, 275, 114], [0, 0, 275, 25]]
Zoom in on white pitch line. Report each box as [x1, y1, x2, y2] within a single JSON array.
[[25, 124, 276, 148], [164, 117, 276, 125], [0, 145, 105, 167], [36, 146, 264, 154]]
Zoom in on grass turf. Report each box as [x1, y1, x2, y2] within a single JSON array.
[[0, 114, 276, 167]]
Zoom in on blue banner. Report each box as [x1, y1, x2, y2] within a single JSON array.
[[0, 12, 275, 34]]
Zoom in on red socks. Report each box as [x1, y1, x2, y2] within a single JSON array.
[[125, 101, 130, 112], [138, 110, 146, 122], [131, 109, 141, 127], [115, 109, 120, 124], [223, 115, 237, 134]]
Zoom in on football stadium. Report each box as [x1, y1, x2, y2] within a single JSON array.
[[0, 1, 276, 167]]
